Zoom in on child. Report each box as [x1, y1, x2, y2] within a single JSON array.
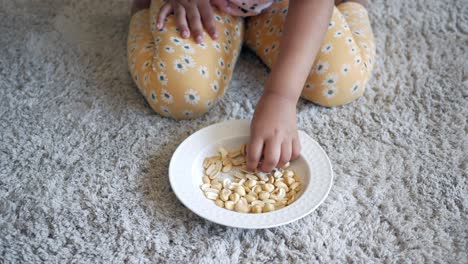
[[128, 0, 375, 172]]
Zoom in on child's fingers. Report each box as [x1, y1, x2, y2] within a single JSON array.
[[278, 141, 292, 168], [157, 3, 172, 29], [174, 4, 190, 38], [291, 136, 301, 160], [198, 2, 218, 39], [186, 6, 204, 43], [246, 137, 264, 171], [261, 137, 281, 172]]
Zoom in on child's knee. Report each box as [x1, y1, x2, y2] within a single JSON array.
[[301, 73, 367, 107], [145, 73, 223, 119], [302, 89, 364, 107]]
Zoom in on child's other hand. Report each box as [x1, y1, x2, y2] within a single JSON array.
[[247, 93, 301, 172], [157, 0, 218, 43]]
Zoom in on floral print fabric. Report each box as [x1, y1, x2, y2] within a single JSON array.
[[127, 0, 375, 119], [211, 0, 274, 17], [245, 1, 376, 106]]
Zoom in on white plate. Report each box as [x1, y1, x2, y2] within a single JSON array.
[[169, 119, 333, 229]]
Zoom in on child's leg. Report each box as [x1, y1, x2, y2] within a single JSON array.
[[244, 1, 375, 107], [128, 0, 244, 119]]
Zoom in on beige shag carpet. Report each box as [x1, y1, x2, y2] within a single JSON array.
[[0, 0, 466, 262]]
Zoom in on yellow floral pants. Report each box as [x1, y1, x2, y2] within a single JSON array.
[[127, 0, 375, 119]]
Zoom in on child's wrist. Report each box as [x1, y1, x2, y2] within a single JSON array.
[[263, 79, 300, 104], [261, 90, 298, 106]]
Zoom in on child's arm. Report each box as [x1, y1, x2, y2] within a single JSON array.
[[247, 0, 334, 172]]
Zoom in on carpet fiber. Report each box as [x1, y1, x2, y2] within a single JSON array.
[[1, 0, 466, 262]]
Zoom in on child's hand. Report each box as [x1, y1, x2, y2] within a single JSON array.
[[247, 93, 301, 172], [157, 0, 218, 43]]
